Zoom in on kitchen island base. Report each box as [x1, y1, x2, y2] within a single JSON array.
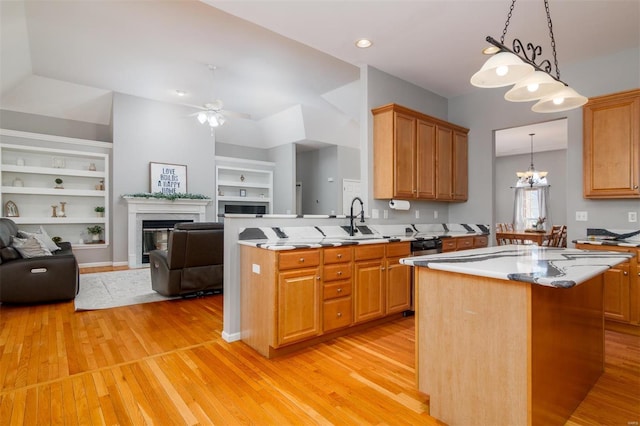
[[416, 268, 604, 425]]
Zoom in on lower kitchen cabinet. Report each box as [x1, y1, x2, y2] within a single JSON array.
[[575, 243, 639, 331], [277, 267, 322, 346], [442, 235, 487, 253], [240, 242, 412, 358]]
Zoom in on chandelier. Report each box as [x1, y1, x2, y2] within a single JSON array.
[[516, 133, 548, 187], [470, 0, 587, 113], [197, 109, 226, 128]]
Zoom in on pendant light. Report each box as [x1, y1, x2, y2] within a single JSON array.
[[470, 0, 587, 113], [516, 133, 548, 187]]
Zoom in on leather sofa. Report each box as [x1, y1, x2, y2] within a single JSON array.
[[0, 218, 79, 304], [149, 222, 223, 297]]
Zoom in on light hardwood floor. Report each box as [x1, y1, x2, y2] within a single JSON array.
[[0, 273, 638, 425]]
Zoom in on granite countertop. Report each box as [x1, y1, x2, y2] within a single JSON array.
[[237, 223, 490, 251], [574, 227, 640, 248], [400, 245, 633, 288]]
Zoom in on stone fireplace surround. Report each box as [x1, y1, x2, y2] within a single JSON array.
[[124, 197, 211, 268]]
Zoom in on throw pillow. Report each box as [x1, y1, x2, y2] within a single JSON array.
[[11, 235, 52, 258], [18, 228, 60, 252]]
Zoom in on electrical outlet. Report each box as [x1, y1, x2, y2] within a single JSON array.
[[415, 210, 420, 219], [575, 211, 588, 221], [371, 209, 379, 219], [629, 212, 638, 223], [434, 210, 438, 219], [383, 210, 388, 219]]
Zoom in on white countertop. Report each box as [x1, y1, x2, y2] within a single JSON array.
[[401, 244, 633, 288]]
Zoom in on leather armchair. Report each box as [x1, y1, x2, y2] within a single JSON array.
[[0, 218, 79, 304], [149, 222, 223, 297]]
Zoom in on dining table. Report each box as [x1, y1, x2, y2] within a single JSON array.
[[495, 229, 552, 246]]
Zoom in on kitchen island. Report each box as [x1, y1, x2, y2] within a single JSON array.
[[401, 245, 633, 425]]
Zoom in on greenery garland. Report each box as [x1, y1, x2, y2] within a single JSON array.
[[123, 192, 210, 201]]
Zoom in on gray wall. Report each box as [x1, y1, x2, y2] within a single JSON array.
[[0, 109, 112, 142], [363, 65, 451, 224], [111, 93, 218, 264], [495, 150, 567, 227], [448, 47, 640, 243], [267, 143, 296, 214], [216, 141, 269, 162]]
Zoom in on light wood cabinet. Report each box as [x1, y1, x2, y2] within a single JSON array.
[[575, 243, 639, 331], [583, 89, 640, 198], [372, 103, 468, 202], [322, 246, 353, 332], [354, 244, 386, 323], [442, 236, 485, 252], [385, 243, 412, 314], [240, 242, 411, 358]]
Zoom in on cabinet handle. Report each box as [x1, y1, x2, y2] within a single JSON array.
[[337, 254, 342, 259], [337, 312, 342, 318], [337, 287, 342, 293], [299, 258, 304, 263]]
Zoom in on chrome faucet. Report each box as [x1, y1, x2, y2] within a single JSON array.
[[349, 196, 365, 236]]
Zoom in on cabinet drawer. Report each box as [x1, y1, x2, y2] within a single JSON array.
[[323, 264, 352, 282], [323, 280, 352, 300], [441, 239, 457, 252], [386, 242, 410, 257], [456, 236, 474, 251], [473, 235, 488, 248], [279, 249, 320, 270], [354, 244, 385, 261], [324, 246, 352, 264], [323, 297, 352, 331]]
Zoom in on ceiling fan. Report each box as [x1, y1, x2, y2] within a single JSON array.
[[189, 65, 251, 130]]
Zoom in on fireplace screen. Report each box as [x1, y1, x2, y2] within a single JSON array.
[[141, 219, 192, 263]]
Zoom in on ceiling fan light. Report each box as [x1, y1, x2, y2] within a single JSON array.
[[207, 114, 220, 127], [504, 71, 566, 102], [216, 113, 226, 126], [197, 112, 207, 124], [532, 86, 588, 113], [470, 52, 534, 88]]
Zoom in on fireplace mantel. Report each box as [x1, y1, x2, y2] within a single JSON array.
[[124, 196, 211, 267]]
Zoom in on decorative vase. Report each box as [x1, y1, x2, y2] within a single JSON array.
[[91, 234, 100, 242]]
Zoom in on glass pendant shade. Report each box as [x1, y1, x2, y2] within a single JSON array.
[[197, 112, 207, 124], [470, 52, 534, 88], [504, 71, 566, 102], [532, 86, 588, 113]]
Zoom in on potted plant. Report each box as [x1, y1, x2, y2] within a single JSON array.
[[86, 225, 103, 242], [54, 178, 64, 189], [94, 206, 105, 217], [51, 236, 62, 245]]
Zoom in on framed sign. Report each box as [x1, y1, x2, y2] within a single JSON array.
[[150, 162, 187, 194]]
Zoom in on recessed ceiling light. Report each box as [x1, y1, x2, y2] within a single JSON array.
[[355, 38, 372, 49], [175, 90, 187, 97]]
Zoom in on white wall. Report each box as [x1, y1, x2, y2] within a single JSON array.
[[267, 143, 296, 214]]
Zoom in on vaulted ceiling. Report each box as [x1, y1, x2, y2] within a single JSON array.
[[1, 0, 638, 151]]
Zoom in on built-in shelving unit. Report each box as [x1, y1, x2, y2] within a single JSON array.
[[0, 129, 111, 248], [215, 156, 274, 219]]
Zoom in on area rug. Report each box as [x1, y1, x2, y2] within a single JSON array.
[[75, 268, 178, 311]]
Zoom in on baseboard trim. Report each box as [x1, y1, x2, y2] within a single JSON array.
[[222, 331, 241, 342]]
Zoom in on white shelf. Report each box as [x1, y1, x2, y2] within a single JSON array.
[[217, 180, 271, 189], [1, 132, 110, 246], [218, 196, 271, 202], [2, 164, 106, 178], [10, 217, 106, 225], [2, 186, 105, 197], [215, 160, 274, 217]]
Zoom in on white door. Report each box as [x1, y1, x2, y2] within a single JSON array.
[[342, 179, 361, 215]]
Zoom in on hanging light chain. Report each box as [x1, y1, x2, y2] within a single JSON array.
[[500, 0, 517, 44], [544, 0, 561, 79]]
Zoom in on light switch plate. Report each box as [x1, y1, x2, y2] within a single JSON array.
[[629, 212, 638, 222], [371, 209, 379, 219], [415, 210, 420, 219], [576, 211, 588, 221]]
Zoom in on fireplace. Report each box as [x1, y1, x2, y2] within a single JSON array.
[[141, 219, 193, 264], [124, 196, 211, 268]]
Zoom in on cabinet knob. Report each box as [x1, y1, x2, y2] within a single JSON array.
[[337, 287, 342, 293], [316, 276, 321, 280], [337, 271, 342, 276], [299, 258, 304, 263], [337, 254, 342, 259], [635, 185, 639, 189], [381, 267, 386, 271], [337, 312, 342, 318], [623, 271, 628, 276]]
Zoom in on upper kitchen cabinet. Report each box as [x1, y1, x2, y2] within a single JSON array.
[[583, 89, 640, 199], [372, 103, 468, 202]]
